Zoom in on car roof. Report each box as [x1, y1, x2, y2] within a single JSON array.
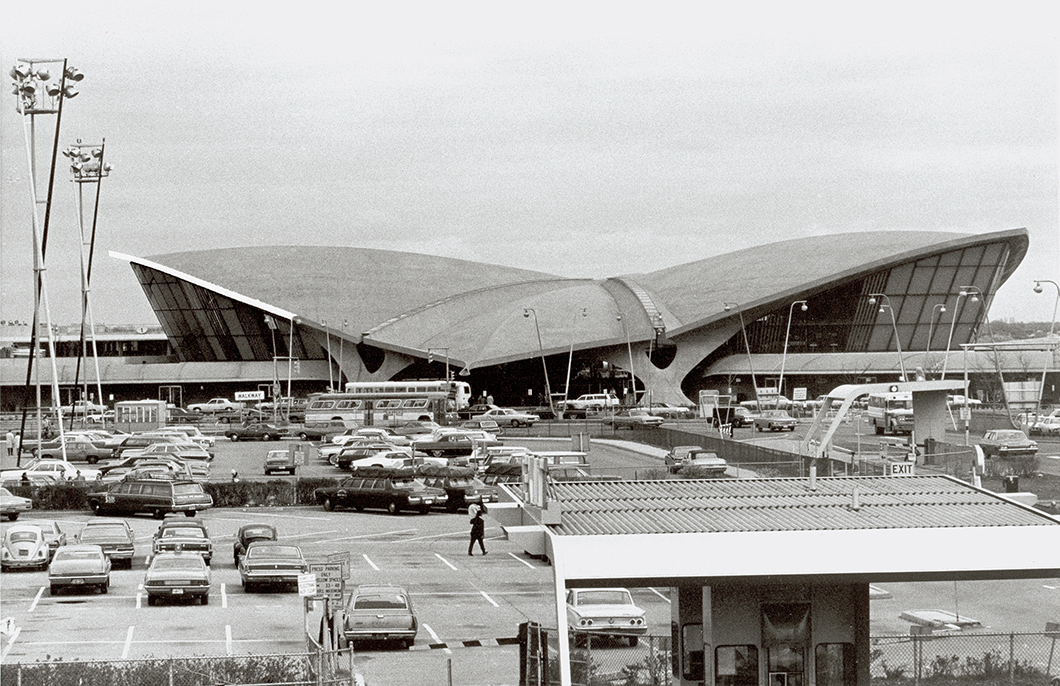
[[353, 584, 409, 594]]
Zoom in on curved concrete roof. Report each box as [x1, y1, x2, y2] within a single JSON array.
[[136, 228, 1029, 370]]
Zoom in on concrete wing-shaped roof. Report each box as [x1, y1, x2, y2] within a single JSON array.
[[634, 229, 1029, 336]]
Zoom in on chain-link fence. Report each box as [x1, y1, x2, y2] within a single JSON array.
[[871, 631, 1060, 686]]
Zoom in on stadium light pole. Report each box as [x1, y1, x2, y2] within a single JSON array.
[[562, 308, 588, 419], [778, 301, 807, 399], [1033, 280, 1059, 418], [724, 302, 760, 411], [925, 303, 947, 378], [869, 293, 907, 381], [942, 287, 982, 380], [523, 309, 555, 418], [616, 314, 637, 406], [10, 58, 82, 462]]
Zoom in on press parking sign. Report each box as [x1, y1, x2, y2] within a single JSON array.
[[308, 563, 344, 603]]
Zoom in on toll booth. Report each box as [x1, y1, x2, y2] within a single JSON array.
[[114, 399, 168, 432], [491, 462, 1060, 686]]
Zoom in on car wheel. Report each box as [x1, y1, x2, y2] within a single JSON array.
[[264, 469, 272, 476], [288, 468, 296, 475], [153, 508, 165, 519], [90, 501, 103, 515], [628, 636, 639, 647], [50, 586, 58, 596], [299, 432, 309, 441], [387, 501, 400, 515], [323, 498, 335, 512], [262, 434, 273, 441], [87, 457, 98, 464], [354, 503, 365, 511], [402, 639, 413, 650], [100, 582, 108, 594], [201, 594, 209, 605], [229, 434, 240, 441], [185, 510, 196, 517], [147, 595, 157, 606], [756, 425, 763, 432], [6, 513, 18, 521], [419, 505, 430, 514]]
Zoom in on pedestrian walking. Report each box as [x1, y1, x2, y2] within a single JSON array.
[[468, 503, 487, 556], [5, 430, 14, 457]]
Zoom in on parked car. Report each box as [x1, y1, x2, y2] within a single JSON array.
[[393, 420, 441, 438], [329, 443, 405, 469], [123, 441, 214, 463], [753, 410, 798, 432], [1, 523, 50, 571], [225, 422, 290, 442], [152, 518, 213, 565], [566, 587, 647, 646], [233, 523, 277, 566], [458, 419, 503, 435], [238, 541, 308, 592], [1, 458, 100, 482], [351, 427, 412, 446], [144, 551, 211, 605], [60, 400, 107, 415], [21, 519, 67, 558], [675, 449, 728, 476], [32, 436, 112, 463], [471, 407, 540, 428], [86, 476, 213, 518], [0, 486, 32, 521], [979, 429, 1038, 459], [415, 464, 498, 512], [565, 393, 621, 411], [411, 432, 500, 457], [293, 420, 347, 442], [314, 467, 447, 515], [341, 584, 418, 649], [187, 398, 241, 414], [647, 403, 696, 419], [610, 408, 665, 429], [1017, 413, 1060, 436], [264, 449, 298, 475], [75, 521, 135, 568], [48, 544, 111, 595]]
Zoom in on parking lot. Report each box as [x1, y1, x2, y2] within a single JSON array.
[[3, 430, 1059, 684]]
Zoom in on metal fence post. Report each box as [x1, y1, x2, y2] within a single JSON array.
[[169, 658, 174, 686], [1009, 632, 1015, 686]]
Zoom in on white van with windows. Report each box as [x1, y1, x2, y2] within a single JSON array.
[[566, 393, 621, 411], [866, 392, 913, 435]]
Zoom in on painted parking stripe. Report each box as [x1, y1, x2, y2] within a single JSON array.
[[29, 587, 44, 612], [121, 626, 134, 659], [221, 583, 228, 608], [422, 623, 450, 654], [284, 529, 339, 540], [331, 528, 418, 542], [225, 625, 233, 655], [479, 590, 499, 608], [508, 552, 536, 569], [362, 554, 379, 571], [435, 553, 458, 571]]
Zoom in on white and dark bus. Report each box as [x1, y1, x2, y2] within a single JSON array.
[[865, 391, 914, 435], [305, 381, 472, 428]]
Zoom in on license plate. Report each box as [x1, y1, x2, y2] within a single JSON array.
[[171, 589, 183, 594], [424, 499, 433, 504], [72, 579, 84, 584], [19, 550, 27, 556]]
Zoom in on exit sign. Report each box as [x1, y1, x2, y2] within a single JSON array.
[[887, 461, 916, 476]]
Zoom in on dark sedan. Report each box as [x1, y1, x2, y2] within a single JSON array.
[[224, 422, 290, 442], [233, 523, 277, 566], [76, 522, 135, 568]]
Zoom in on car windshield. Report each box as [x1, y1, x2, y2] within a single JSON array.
[[242, 527, 274, 539], [173, 483, 204, 495], [577, 590, 632, 605], [353, 594, 408, 610], [248, 545, 300, 558], [994, 431, 1027, 441], [151, 556, 204, 571], [54, 550, 101, 561], [162, 528, 205, 539], [80, 527, 126, 541], [8, 532, 39, 543]]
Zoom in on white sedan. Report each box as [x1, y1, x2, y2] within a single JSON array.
[[0, 459, 100, 482], [566, 587, 647, 646], [187, 398, 242, 413], [471, 408, 539, 428]]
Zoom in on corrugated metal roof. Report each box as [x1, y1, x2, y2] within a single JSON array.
[[545, 476, 1056, 536]]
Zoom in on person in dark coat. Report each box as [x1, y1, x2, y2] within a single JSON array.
[[468, 503, 487, 556]]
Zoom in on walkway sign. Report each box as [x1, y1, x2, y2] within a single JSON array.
[[235, 390, 265, 401]]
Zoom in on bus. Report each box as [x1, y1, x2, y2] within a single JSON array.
[[305, 380, 472, 428], [866, 392, 913, 435]]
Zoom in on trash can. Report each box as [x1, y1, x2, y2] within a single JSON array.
[[1003, 475, 1020, 493]]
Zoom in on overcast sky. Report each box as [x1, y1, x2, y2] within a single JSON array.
[[1, 1, 1057, 327]]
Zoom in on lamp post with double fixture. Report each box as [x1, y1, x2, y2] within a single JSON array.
[[868, 294, 906, 381], [778, 301, 808, 402], [1033, 280, 1060, 419], [524, 309, 555, 419]]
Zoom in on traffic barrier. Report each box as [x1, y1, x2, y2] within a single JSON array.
[[410, 636, 521, 651]]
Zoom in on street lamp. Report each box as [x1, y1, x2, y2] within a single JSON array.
[[868, 294, 906, 381], [1033, 280, 1060, 417], [924, 303, 947, 378], [562, 308, 588, 418], [322, 320, 334, 390], [339, 319, 347, 390], [615, 314, 637, 406], [778, 301, 807, 399], [523, 309, 556, 419], [724, 302, 760, 411], [942, 287, 982, 380]]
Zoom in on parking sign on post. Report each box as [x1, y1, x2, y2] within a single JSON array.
[[309, 563, 344, 604]]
